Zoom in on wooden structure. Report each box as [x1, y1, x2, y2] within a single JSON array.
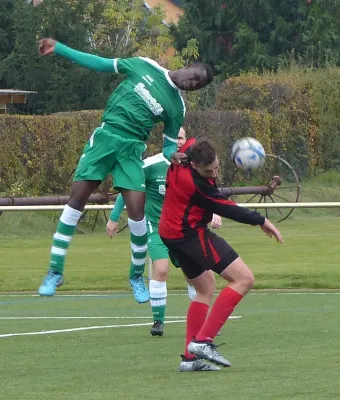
[[0, 90, 36, 114]]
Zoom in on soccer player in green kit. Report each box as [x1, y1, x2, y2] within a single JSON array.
[[37, 38, 213, 296], [107, 152, 188, 335]]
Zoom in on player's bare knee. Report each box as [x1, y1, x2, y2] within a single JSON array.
[[68, 196, 86, 212], [241, 270, 255, 290], [69, 180, 100, 211], [194, 271, 216, 298], [127, 210, 145, 221], [121, 190, 145, 220], [153, 262, 168, 281], [195, 288, 214, 304]]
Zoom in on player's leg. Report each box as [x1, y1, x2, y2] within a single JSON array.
[[164, 232, 232, 367], [164, 241, 220, 371], [188, 233, 250, 367], [169, 252, 197, 301], [39, 124, 119, 296], [114, 138, 149, 303], [39, 180, 101, 296], [149, 259, 168, 336], [182, 274, 224, 335], [148, 230, 169, 336], [181, 268, 220, 372], [120, 189, 149, 303], [122, 189, 147, 279], [196, 256, 253, 342]]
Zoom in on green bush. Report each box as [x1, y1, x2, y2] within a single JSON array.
[[0, 110, 101, 195], [215, 67, 340, 176], [1, 67, 340, 196]]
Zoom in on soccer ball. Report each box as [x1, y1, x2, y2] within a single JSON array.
[[231, 137, 266, 172]]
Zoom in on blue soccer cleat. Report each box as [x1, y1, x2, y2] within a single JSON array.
[[129, 276, 149, 304], [38, 270, 64, 296]]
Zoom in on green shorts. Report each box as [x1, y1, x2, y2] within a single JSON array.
[[74, 123, 147, 192], [147, 221, 169, 262]]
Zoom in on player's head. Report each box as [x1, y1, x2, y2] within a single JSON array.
[[170, 62, 214, 91], [189, 138, 219, 178], [177, 127, 187, 150]]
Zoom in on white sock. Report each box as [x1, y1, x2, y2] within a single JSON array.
[[128, 217, 147, 236], [60, 205, 82, 226], [149, 279, 167, 306], [187, 284, 197, 301]]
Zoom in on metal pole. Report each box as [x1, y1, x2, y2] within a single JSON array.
[[1, 203, 340, 211]]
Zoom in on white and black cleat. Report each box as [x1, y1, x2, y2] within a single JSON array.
[[179, 355, 221, 372], [187, 340, 231, 367]]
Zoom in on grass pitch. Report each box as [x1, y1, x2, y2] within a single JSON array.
[[1, 291, 340, 400]]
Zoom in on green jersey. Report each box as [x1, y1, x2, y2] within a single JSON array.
[[55, 43, 185, 158], [110, 153, 170, 226], [143, 153, 170, 226]]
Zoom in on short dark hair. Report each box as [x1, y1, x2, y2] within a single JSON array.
[[193, 62, 214, 84], [189, 138, 217, 166]]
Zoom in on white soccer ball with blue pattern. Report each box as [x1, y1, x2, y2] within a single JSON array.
[[231, 137, 266, 172]]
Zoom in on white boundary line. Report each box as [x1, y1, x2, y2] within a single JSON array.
[[0, 320, 186, 338], [1, 292, 340, 297], [0, 316, 241, 338], [0, 316, 242, 320]]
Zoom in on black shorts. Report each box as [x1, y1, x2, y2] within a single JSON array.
[[161, 228, 239, 279]]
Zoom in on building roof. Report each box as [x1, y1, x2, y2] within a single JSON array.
[[0, 89, 37, 95], [0, 89, 37, 106]]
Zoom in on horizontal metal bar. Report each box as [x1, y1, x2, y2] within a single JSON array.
[[0, 203, 340, 212]]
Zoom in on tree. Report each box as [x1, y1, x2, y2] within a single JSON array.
[[172, 0, 340, 76], [0, 0, 15, 87], [0, 0, 190, 114]]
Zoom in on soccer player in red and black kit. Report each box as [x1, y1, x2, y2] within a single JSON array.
[[159, 138, 283, 372]]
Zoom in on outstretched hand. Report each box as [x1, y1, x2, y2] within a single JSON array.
[[260, 218, 284, 244], [38, 38, 57, 56]]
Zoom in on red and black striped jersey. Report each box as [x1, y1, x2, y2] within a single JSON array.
[[159, 162, 265, 240]]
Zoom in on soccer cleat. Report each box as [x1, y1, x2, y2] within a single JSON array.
[[38, 270, 64, 296], [150, 320, 164, 337], [129, 276, 150, 304], [187, 340, 231, 367], [179, 355, 221, 372]]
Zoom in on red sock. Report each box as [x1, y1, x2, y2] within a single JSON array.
[[184, 301, 209, 358], [196, 287, 243, 342]]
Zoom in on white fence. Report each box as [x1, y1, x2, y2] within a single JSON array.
[[1, 202, 340, 211]]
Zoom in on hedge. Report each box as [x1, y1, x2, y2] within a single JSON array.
[[0, 111, 101, 196], [1, 67, 340, 196]]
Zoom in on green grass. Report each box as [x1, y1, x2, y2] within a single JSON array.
[[0, 171, 339, 291], [1, 216, 340, 291], [1, 292, 340, 399], [1, 182, 339, 398]]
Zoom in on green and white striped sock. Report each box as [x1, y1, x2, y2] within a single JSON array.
[[128, 217, 147, 279], [49, 205, 82, 274], [150, 280, 167, 323]]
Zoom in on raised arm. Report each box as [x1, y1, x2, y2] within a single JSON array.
[[38, 38, 117, 72], [193, 182, 283, 243], [162, 135, 177, 161]]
